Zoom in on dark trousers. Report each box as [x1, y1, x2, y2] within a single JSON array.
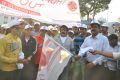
[[0, 70, 19, 80], [21, 62, 37, 80], [17, 69, 23, 80], [116, 69, 120, 80], [85, 65, 110, 80], [58, 65, 69, 80]]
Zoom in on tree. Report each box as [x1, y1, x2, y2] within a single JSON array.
[[79, 0, 111, 20]]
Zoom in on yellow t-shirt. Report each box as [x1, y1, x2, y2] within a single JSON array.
[[0, 33, 22, 71]]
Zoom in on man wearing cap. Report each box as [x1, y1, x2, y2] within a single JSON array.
[[34, 26, 48, 69], [76, 21, 110, 80], [0, 24, 6, 38], [54, 25, 74, 80], [31, 22, 40, 37], [48, 25, 54, 36], [68, 30, 74, 39], [101, 23, 109, 36], [72, 24, 91, 80], [17, 19, 26, 38], [79, 24, 91, 37], [52, 27, 58, 37], [92, 34, 120, 80], [21, 25, 37, 80], [0, 20, 28, 80]]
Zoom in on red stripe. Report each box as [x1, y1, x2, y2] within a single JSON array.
[[0, 0, 41, 16]]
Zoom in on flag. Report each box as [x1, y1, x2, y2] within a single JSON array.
[[36, 34, 72, 80], [0, 0, 81, 24]]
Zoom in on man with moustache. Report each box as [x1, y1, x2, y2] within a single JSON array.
[[54, 25, 74, 52], [54, 25, 74, 80], [76, 21, 110, 80]]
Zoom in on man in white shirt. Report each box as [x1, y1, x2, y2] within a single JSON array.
[[54, 25, 74, 80], [92, 34, 120, 80], [54, 25, 74, 52], [76, 22, 110, 80]]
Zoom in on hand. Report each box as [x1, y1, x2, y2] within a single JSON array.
[[17, 59, 29, 64], [86, 63, 96, 69], [71, 56, 76, 62], [22, 59, 29, 64], [92, 50, 102, 55], [26, 56, 32, 61], [74, 55, 80, 61]]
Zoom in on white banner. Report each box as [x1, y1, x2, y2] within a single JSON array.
[[36, 35, 72, 80], [0, 0, 81, 24]]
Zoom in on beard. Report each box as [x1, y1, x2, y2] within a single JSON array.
[[111, 43, 118, 48], [91, 29, 97, 33], [91, 29, 98, 36]]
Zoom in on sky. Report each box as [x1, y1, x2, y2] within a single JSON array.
[[96, 0, 120, 22]]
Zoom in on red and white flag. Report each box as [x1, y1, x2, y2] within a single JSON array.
[[36, 35, 72, 80]]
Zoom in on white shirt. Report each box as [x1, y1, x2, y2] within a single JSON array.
[[25, 37, 30, 43], [79, 33, 110, 65], [113, 52, 120, 59], [105, 45, 120, 71], [0, 34, 5, 39], [17, 52, 24, 69], [60, 36, 67, 44]]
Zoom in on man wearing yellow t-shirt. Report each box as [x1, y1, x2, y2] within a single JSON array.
[[0, 20, 28, 80]]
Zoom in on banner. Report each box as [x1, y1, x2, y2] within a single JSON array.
[[36, 35, 72, 80], [0, 0, 81, 24]]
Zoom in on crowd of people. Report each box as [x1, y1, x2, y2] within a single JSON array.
[[0, 18, 120, 80]]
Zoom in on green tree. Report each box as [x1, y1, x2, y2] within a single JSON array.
[[79, 0, 111, 20]]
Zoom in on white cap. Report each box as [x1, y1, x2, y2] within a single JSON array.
[[80, 24, 87, 28], [1, 24, 6, 28], [18, 19, 24, 22], [54, 25, 59, 28], [34, 22, 40, 25], [91, 20, 100, 24], [102, 23, 109, 27], [24, 25, 32, 29], [40, 26, 48, 30], [1, 24, 9, 29], [68, 30, 74, 33], [48, 25, 53, 30], [7, 20, 21, 28], [52, 27, 58, 31]]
